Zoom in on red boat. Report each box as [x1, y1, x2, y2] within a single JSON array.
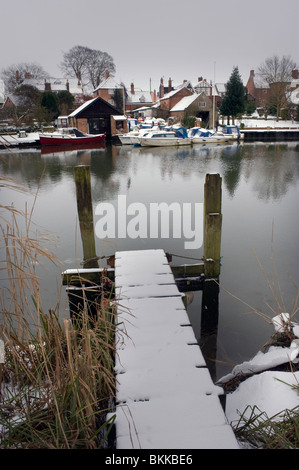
[[39, 128, 105, 146]]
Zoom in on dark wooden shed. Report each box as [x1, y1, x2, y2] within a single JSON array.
[[68, 96, 128, 140]]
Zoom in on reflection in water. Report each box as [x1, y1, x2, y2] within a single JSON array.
[[0, 141, 298, 380]]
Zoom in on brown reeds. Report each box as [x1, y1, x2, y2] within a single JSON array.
[[0, 176, 117, 448]]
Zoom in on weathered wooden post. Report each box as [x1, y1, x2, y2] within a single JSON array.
[[200, 174, 222, 382], [203, 173, 222, 278], [74, 165, 98, 268]]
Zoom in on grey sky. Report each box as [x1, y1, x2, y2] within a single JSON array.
[[1, 0, 298, 92]]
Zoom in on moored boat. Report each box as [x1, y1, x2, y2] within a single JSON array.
[[39, 128, 105, 146], [189, 127, 232, 144], [220, 125, 244, 141], [139, 126, 191, 147]]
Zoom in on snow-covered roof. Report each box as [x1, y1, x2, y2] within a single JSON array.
[[126, 89, 153, 104], [215, 83, 226, 94], [112, 115, 127, 120], [290, 87, 299, 105], [22, 77, 83, 95], [68, 97, 98, 117], [170, 94, 199, 112], [93, 76, 122, 92], [194, 79, 211, 89], [160, 80, 194, 101]]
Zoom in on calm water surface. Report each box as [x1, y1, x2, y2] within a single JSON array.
[[1, 141, 299, 380]]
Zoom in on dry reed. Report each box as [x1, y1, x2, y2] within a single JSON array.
[[0, 176, 117, 448]]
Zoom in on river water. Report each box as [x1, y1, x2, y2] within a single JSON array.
[[1, 141, 299, 380]]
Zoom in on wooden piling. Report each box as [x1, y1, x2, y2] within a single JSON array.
[[203, 174, 222, 278], [74, 165, 98, 268]]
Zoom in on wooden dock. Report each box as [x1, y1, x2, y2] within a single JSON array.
[[109, 248, 239, 449]]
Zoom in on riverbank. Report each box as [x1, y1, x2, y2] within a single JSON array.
[[218, 314, 299, 448]]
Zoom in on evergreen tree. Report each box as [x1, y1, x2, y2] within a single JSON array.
[[40, 91, 59, 121], [220, 66, 245, 122]]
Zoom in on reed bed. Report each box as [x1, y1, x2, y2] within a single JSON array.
[[0, 176, 117, 448], [233, 403, 299, 449]]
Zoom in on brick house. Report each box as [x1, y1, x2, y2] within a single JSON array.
[[93, 71, 125, 112], [152, 80, 194, 119], [125, 82, 155, 113], [169, 92, 214, 128], [246, 69, 299, 111], [246, 70, 271, 109]]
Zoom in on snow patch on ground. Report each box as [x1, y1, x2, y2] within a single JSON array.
[[220, 314, 299, 427]]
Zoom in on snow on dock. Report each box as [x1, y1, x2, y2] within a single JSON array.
[[110, 249, 239, 449]]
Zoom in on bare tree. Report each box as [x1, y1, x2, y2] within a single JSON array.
[[60, 45, 115, 92], [60, 45, 90, 86], [258, 55, 297, 120], [1, 62, 49, 95], [86, 50, 115, 90]]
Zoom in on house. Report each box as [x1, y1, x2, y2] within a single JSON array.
[[194, 77, 212, 96], [67, 96, 128, 139], [21, 76, 84, 97], [155, 79, 194, 114], [246, 69, 299, 110], [2, 94, 24, 109], [169, 92, 214, 128], [125, 82, 155, 113], [246, 70, 271, 108], [93, 71, 125, 112]]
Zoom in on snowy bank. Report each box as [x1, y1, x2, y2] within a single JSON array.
[[219, 313, 299, 427], [222, 115, 299, 129]]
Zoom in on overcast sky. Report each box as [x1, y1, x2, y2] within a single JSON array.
[[1, 0, 298, 92]]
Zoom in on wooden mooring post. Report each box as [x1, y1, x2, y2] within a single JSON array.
[[74, 165, 98, 269], [203, 173, 222, 278]]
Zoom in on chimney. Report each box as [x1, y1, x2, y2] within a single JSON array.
[[25, 72, 31, 79], [45, 80, 51, 92], [16, 70, 20, 83], [198, 76, 203, 82], [66, 80, 70, 92], [292, 69, 299, 80], [160, 78, 164, 98], [105, 69, 109, 79], [131, 82, 135, 95], [168, 77, 172, 91]]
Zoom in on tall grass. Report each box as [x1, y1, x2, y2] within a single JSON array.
[[0, 176, 117, 448]]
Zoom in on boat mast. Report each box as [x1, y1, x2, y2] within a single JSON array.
[[212, 62, 216, 130]]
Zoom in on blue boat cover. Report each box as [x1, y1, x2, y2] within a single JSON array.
[[175, 127, 189, 138]]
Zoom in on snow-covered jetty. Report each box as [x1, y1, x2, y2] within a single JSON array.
[[109, 249, 239, 449]]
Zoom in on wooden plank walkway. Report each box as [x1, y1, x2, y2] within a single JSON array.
[[110, 249, 239, 449]]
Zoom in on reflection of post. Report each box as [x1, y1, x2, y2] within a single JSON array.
[[74, 165, 97, 268], [201, 173, 222, 382], [200, 280, 219, 382], [204, 173, 222, 278]]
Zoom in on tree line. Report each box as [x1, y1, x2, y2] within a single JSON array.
[[1, 48, 298, 127], [220, 55, 298, 122], [0, 45, 116, 126]]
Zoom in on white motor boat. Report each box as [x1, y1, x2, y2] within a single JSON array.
[[139, 127, 191, 147], [189, 127, 231, 144], [219, 125, 244, 141]]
